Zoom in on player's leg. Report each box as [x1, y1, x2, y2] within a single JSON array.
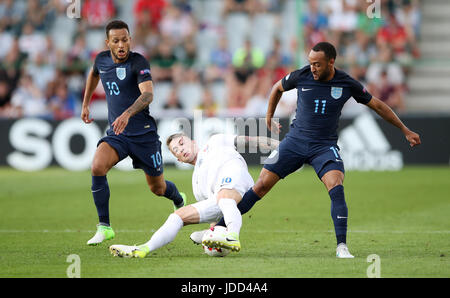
[[110, 199, 218, 258], [321, 170, 353, 258], [145, 173, 186, 210], [110, 206, 195, 258], [312, 146, 354, 258], [131, 137, 185, 209], [135, 206, 200, 257], [216, 136, 303, 227], [208, 188, 243, 252], [87, 141, 120, 245]]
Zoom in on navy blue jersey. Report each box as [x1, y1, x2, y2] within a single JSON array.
[[282, 66, 372, 141], [93, 50, 157, 137]]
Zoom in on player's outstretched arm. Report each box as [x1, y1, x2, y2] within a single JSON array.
[[235, 136, 280, 151], [111, 81, 154, 135], [81, 69, 100, 124], [366, 96, 421, 147], [266, 80, 284, 133]]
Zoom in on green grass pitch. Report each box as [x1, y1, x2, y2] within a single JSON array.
[[0, 166, 448, 278]]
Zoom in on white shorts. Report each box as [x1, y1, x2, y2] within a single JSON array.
[[191, 158, 254, 224]]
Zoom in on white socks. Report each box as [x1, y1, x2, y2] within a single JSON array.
[[144, 213, 184, 252], [218, 198, 242, 235]]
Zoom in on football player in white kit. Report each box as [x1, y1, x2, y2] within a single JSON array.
[[109, 133, 279, 258]]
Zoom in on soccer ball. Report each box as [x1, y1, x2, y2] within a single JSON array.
[[201, 226, 231, 257]]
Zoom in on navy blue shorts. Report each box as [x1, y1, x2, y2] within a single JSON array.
[[98, 132, 163, 176], [264, 135, 344, 180]]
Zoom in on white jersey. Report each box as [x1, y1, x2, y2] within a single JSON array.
[[192, 134, 248, 202]]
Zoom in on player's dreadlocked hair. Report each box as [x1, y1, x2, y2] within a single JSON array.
[[105, 20, 130, 38], [312, 42, 337, 61]]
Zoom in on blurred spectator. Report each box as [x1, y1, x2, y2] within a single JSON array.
[[18, 22, 47, 62], [303, 0, 329, 32], [0, 70, 12, 111], [326, 0, 358, 46], [25, 0, 49, 31], [159, 4, 197, 46], [24, 52, 56, 92], [395, 0, 420, 58], [343, 30, 378, 81], [376, 13, 412, 67], [0, 0, 26, 35], [366, 46, 405, 112], [134, 0, 167, 31], [151, 39, 180, 83], [174, 37, 200, 83], [162, 87, 185, 117], [266, 38, 292, 73], [0, 26, 14, 60], [49, 82, 77, 120], [204, 36, 232, 83], [374, 69, 405, 113], [0, 39, 26, 93], [0, 0, 423, 120], [223, 0, 258, 16], [81, 0, 116, 29], [68, 34, 93, 64], [133, 9, 159, 58], [302, 0, 329, 51], [9, 74, 50, 118], [226, 39, 265, 110], [197, 87, 218, 117]]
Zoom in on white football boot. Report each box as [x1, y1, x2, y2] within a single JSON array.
[[336, 243, 354, 258], [190, 229, 209, 245], [87, 225, 115, 246]]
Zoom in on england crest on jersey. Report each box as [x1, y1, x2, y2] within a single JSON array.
[[116, 67, 126, 80], [331, 87, 343, 99]]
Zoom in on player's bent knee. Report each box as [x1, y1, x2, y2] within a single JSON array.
[[175, 206, 199, 225], [321, 170, 344, 191], [91, 163, 109, 176], [216, 188, 241, 203]]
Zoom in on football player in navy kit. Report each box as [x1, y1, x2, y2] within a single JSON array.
[[215, 42, 421, 258], [81, 20, 186, 246]]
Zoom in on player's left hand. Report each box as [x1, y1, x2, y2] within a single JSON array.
[[405, 129, 421, 147], [112, 112, 130, 135]]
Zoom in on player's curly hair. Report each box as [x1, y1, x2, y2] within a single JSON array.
[[312, 42, 337, 61], [105, 20, 129, 38]]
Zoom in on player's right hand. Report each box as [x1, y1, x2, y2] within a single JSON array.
[[266, 117, 282, 134], [81, 106, 94, 124], [405, 129, 421, 147]]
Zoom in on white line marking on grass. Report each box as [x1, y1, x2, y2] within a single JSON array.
[[0, 229, 449, 234]]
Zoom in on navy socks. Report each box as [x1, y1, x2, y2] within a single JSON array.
[[329, 185, 348, 245], [216, 188, 261, 227], [164, 180, 184, 207], [91, 175, 110, 226]]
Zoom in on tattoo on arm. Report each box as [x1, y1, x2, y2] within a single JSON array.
[[126, 91, 153, 117]]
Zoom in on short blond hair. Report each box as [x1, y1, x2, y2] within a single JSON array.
[[166, 132, 187, 148]]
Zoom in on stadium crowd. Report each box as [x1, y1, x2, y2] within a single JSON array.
[[0, 0, 421, 120]]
